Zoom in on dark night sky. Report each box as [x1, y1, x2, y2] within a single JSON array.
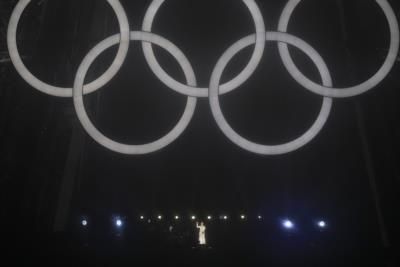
[[0, 0, 399, 252]]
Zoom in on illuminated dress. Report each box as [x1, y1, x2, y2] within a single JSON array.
[[196, 222, 206, 245]]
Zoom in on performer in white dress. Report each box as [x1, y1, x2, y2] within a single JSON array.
[[196, 221, 207, 245]]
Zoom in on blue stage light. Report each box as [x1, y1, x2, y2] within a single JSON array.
[[282, 219, 294, 229], [115, 219, 123, 227], [317, 220, 327, 228]]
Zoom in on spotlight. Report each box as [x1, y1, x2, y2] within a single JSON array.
[[207, 216, 212, 220], [240, 215, 246, 220], [81, 219, 88, 226], [191, 216, 196, 220], [317, 220, 327, 229], [175, 215, 180, 220], [157, 215, 162, 220], [223, 215, 228, 220], [140, 216, 145, 220], [115, 219, 123, 227], [282, 219, 294, 229], [258, 215, 262, 220]]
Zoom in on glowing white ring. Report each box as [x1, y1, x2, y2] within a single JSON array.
[[7, 0, 130, 97], [142, 0, 266, 97], [278, 0, 400, 98], [209, 32, 333, 155], [73, 31, 197, 155]]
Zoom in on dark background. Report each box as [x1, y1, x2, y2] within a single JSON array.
[[0, 0, 399, 265]]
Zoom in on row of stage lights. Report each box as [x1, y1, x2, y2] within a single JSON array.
[[80, 215, 328, 231], [138, 215, 253, 221]]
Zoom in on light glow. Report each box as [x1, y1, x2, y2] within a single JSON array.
[[318, 220, 327, 228], [282, 219, 294, 229], [115, 219, 123, 227]]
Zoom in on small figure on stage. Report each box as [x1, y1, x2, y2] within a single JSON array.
[[196, 221, 207, 246]]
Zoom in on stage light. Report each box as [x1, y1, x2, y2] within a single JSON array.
[[115, 219, 123, 227], [140, 216, 145, 220], [240, 215, 246, 220], [207, 216, 212, 220], [282, 219, 294, 229], [317, 220, 327, 229], [175, 215, 180, 220], [81, 219, 88, 226], [258, 215, 262, 220], [223, 215, 228, 220], [157, 215, 163, 220], [191, 216, 196, 220]]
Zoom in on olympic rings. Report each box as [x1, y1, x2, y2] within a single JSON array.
[[7, 0, 130, 97], [6, 0, 399, 155], [278, 0, 400, 98]]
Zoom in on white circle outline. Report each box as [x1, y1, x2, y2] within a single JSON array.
[[142, 0, 266, 97], [7, 0, 130, 97], [209, 32, 333, 155], [73, 31, 197, 155], [278, 0, 400, 98]]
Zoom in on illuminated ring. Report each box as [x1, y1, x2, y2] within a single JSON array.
[[278, 0, 400, 98], [209, 32, 333, 155], [7, 0, 130, 97], [73, 31, 197, 155], [142, 0, 266, 97]]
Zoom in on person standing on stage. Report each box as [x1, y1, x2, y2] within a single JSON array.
[[196, 221, 207, 246]]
